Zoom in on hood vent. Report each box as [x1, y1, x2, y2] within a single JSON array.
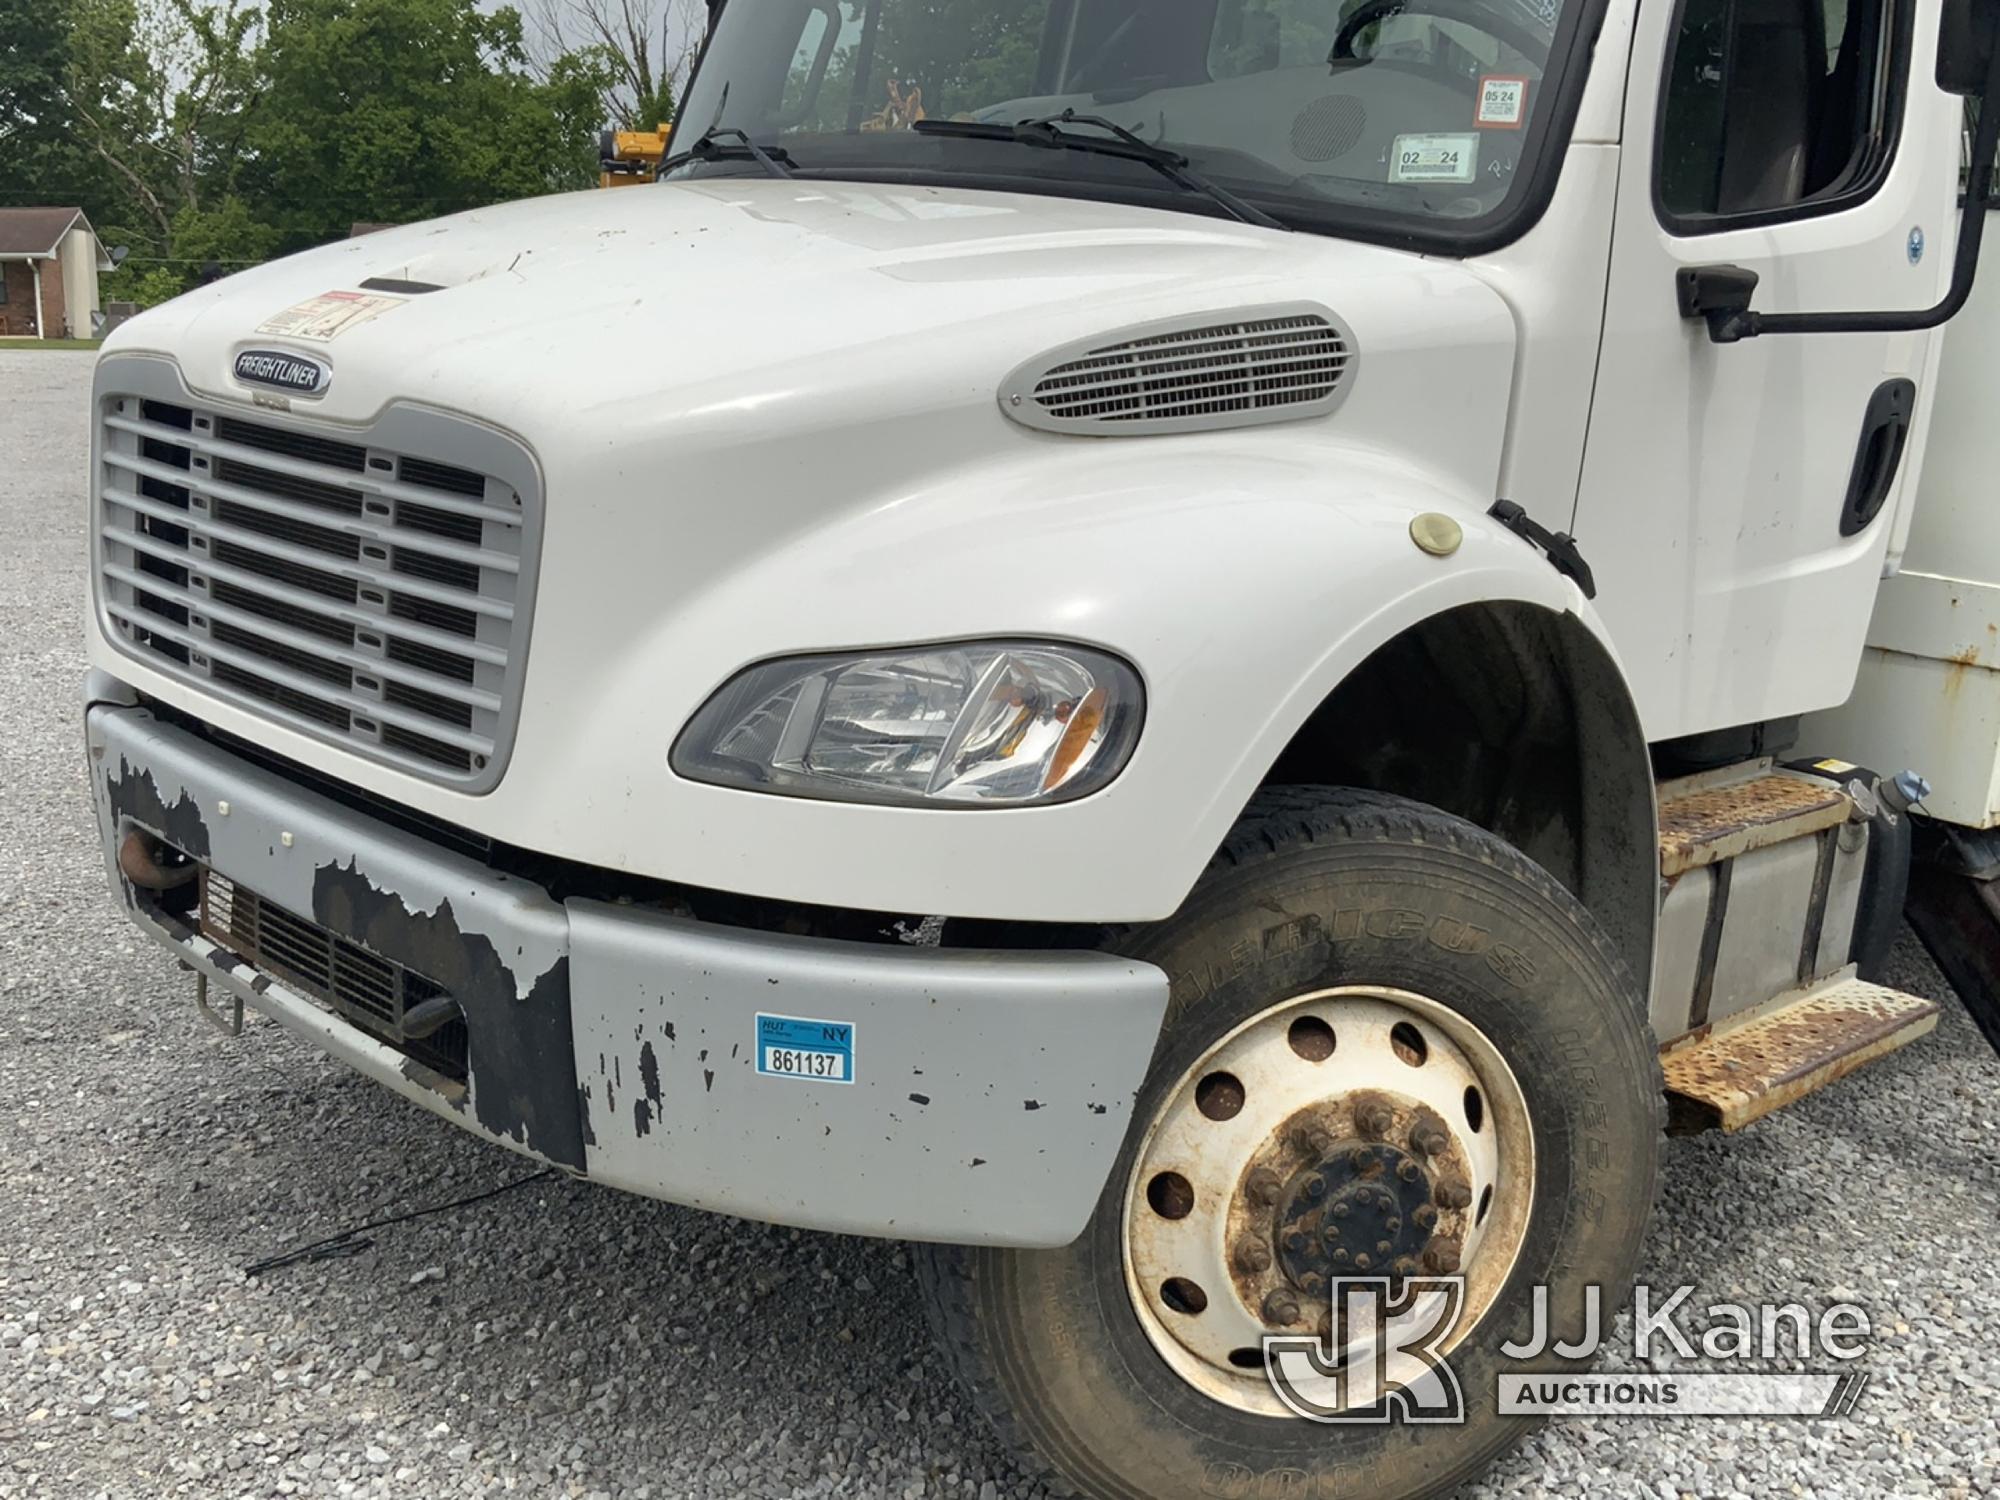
[[1003, 306, 1355, 436]]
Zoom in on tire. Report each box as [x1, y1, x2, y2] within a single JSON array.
[[920, 787, 1661, 1500]]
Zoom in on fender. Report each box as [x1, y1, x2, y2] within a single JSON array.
[[584, 437, 1653, 928]]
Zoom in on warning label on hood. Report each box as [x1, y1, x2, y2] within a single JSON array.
[[256, 289, 406, 342]]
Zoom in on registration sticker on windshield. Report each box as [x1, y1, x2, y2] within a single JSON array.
[[1390, 133, 1479, 185], [1477, 75, 1530, 129], [756, 1013, 856, 1085]]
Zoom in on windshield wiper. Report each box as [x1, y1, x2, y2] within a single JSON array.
[[912, 110, 1288, 231], [659, 126, 795, 180]]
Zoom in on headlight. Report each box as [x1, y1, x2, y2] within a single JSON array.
[[673, 641, 1144, 807]]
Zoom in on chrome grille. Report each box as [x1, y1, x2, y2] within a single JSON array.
[[95, 371, 538, 787], [1004, 307, 1355, 436]]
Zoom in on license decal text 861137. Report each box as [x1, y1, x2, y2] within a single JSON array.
[[756, 1013, 857, 1085]]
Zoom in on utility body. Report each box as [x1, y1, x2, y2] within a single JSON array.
[[80, 0, 2000, 1495]]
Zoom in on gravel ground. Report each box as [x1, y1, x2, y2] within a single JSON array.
[[3, 347, 1997, 1499]]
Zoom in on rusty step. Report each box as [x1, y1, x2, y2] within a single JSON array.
[[1656, 769, 1854, 878], [1660, 971, 1939, 1134]]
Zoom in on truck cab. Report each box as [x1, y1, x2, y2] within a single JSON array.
[[82, 0, 1995, 1495]]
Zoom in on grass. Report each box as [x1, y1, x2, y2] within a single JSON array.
[[0, 338, 103, 351]]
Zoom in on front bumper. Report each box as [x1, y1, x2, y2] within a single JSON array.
[[86, 694, 1169, 1246]]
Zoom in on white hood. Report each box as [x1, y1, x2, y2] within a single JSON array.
[[108, 179, 1509, 449]]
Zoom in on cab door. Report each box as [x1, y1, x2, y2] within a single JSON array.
[[1573, 0, 1960, 740]]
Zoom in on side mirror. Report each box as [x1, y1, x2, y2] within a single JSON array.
[[1683, 3, 2000, 342], [1940, 0, 1998, 95]]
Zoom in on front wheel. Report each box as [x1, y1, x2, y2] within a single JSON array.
[[921, 788, 1660, 1500]]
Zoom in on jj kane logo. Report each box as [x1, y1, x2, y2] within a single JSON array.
[[1265, 1280, 1873, 1423], [233, 348, 331, 397]]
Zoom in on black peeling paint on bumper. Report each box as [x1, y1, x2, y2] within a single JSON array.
[[91, 703, 587, 1172]]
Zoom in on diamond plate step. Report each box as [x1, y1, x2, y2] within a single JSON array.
[[1661, 971, 1939, 1133], [1657, 771, 1853, 879]]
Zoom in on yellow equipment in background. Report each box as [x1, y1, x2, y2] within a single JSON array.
[[599, 126, 673, 187]]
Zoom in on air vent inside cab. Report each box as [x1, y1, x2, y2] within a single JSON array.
[[1002, 306, 1355, 437]]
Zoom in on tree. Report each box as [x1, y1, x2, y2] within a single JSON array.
[[239, 0, 607, 249], [62, 0, 262, 247], [526, 0, 705, 128], [0, 0, 70, 161], [0, 0, 97, 213]]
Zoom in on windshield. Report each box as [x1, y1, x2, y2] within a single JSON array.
[[672, 0, 1588, 243]]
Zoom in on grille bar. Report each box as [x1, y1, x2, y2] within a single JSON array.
[[199, 870, 468, 1081], [108, 525, 511, 665], [104, 412, 523, 528], [1052, 329, 1351, 367], [1036, 349, 1352, 398], [99, 561, 504, 712], [105, 449, 522, 574], [101, 601, 499, 755], [104, 486, 518, 621], [97, 379, 535, 781]]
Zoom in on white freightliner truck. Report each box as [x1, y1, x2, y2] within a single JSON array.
[[82, 0, 2000, 1495]]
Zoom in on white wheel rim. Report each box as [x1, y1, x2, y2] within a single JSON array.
[[1120, 986, 1536, 1417]]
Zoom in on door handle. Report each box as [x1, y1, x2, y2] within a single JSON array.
[[1839, 379, 1917, 537]]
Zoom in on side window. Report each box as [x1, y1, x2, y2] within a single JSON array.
[[1658, 0, 1905, 225]]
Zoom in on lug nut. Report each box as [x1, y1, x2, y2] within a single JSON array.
[[1411, 1118, 1451, 1156], [1424, 1238, 1463, 1275], [1397, 1159, 1422, 1182], [1435, 1179, 1473, 1211], [1246, 1168, 1284, 1207], [1355, 1099, 1394, 1139], [1304, 1176, 1328, 1202], [1413, 1204, 1438, 1230], [1235, 1239, 1274, 1274], [1307, 1127, 1335, 1155], [1263, 1289, 1303, 1324], [1283, 1230, 1307, 1254]]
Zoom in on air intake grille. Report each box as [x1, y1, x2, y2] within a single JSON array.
[[95, 376, 538, 787], [1006, 308, 1355, 436], [200, 869, 468, 1081]]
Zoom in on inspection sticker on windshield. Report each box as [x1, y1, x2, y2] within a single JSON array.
[[1390, 133, 1479, 184], [1477, 75, 1530, 129], [756, 1013, 856, 1085], [256, 290, 407, 342]]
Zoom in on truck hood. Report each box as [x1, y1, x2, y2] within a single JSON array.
[[106, 179, 1512, 453]]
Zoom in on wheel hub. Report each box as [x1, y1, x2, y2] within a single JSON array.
[[1121, 988, 1535, 1418], [1273, 1139, 1434, 1290]]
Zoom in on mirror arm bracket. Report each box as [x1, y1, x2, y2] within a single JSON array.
[[1681, 31, 2000, 344]]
